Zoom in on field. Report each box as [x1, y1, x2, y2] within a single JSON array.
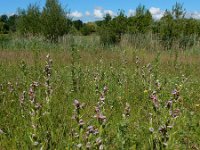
[[0, 36, 200, 149]]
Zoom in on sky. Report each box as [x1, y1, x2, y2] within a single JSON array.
[[1, 0, 200, 21]]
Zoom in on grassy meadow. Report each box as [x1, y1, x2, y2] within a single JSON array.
[[0, 36, 200, 149]]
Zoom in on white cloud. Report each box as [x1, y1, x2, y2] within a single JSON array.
[[94, 8, 103, 19], [190, 11, 200, 19], [85, 11, 90, 16], [149, 7, 164, 20], [70, 11, 83, 18], [104, 10, 115, 17], [149, 7, 161, 15], [149, 7, 200, 20], [128, 9, 135, 17]]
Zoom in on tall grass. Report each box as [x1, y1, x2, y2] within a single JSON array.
[[0, 38, 200, 149], [1, 33, 200, 53]]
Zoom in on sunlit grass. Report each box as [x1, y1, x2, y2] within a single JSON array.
[[0, 43, 200, 149]]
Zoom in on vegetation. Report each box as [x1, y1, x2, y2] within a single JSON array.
[[1, 2, 200, 49], [0, 0, 200, 149], [0, 43, 200, 149]]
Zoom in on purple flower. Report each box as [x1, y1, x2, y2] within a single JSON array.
[[79, 119, 85, 127], [87, 126, 99, 135], [171, 109, 180, 118], [150, 92, 159, 108], [172, 89, 180, 100], [165, 100, 173, 109], [94, 113, 106, 124], [73, 99, 80, 109]]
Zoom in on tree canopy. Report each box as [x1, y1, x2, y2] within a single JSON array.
[[1, 1, 200, 48]]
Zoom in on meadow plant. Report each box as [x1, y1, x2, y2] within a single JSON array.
[[0, 47, 199, 149]]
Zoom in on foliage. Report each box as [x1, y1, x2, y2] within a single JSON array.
[[0, 46, 200, 149], [98, 11, 128, 45], [81, 23, 96, 36], [41, 0, 70, 42], [128, 5, 153, 34], [17, 4, 41, 36], [1, 1, 200, 49]]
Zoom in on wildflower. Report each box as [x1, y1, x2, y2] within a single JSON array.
[[99, 144, 104, 150], [73, 99, 80, 109], [19, 91, 26, 106], [150, 91, 159, 108], [123, 102, 131, 118], [0, 129, 5, 134], [99, 93, 105, 103], [171, 109, 180, 118], [158, 125, 167, 134], [155, 80, 161, 90], [74, 132, 79, 138], [96, 137, 102, 145], [103, 85, 108, 94], [165, 99, 173, 109], [77, 143, 82, 149], [33, 141, 39, 146], [79, 119, 85, 128], [86, 142, 91, 149], [32, 81, 39, 87], [95, 106, 100, 113], [172, 89, 179, 100], [149, 127, 154, 133], [7, 82, 14, 92], [87, 126, 94, 133], [35, 103, 42, 110], [167, 125, 173, 129], [94, 113, 106, 124], [87, 126, 99, 135], [45, 54, 52, 77]]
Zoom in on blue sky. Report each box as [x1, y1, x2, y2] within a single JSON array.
[[1, 0, 200, 21]]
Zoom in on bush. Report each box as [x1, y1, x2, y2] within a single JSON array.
[[99, 27, 120, 45]]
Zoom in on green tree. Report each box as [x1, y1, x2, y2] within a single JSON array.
[[0, 15, 8, 23], [81, 22, 96, 35], [41, 0, 70, 42], [104, 13, 112, 23], [99, 10, 128, 45], [0, 15, 9, 33], [17, 4, 41, 36], [172, 2, 186, 19], [159, 10, 175, 49], [72, 20, 83, 31], [128, 5, 153, 34], [8, 15, 18, 32]]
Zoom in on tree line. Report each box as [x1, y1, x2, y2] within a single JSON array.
[[1, 0, 200, 49]]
